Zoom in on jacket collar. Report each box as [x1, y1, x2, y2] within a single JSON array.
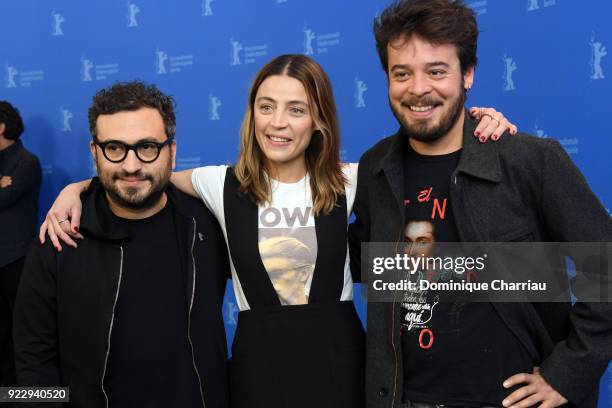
[[0, 139, 23, 158], [80, 178, 192, 242], [372, 109, 502, 184]]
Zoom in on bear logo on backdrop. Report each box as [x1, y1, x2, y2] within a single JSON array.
[[355, 76, 367, 108], [527, 0, 539, 11], [81, 58, 94, 82], [527, 0, 556, 12], [51, 11, 65, 36], [209, 94, 222, 121], [5, 65, 18, 88], [127, 2, 140, 28], [230, 39, 243, 66], [155, 49, 168, 74], [202, 0, 213, 17], [60, 107, 73, 132], [503, 53, 518, 91], [303, 27, 316, 55], [590, 33, 607, 80]]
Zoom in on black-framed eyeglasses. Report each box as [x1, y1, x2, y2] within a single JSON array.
[[94, 136, 174, 163]]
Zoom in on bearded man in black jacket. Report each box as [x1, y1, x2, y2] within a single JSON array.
[[349, 1, 612, 408], [14, 82, 230, 408]]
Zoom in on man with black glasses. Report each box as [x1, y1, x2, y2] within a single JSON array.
[[14, 81, 230, 408]]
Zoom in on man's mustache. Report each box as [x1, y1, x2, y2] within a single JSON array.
[[112, 171, 153, 182]]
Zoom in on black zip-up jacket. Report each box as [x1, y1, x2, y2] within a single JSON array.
[[349, 113, 612, 408], [14, 178, 230, 408], [0, 140, 41, 267]]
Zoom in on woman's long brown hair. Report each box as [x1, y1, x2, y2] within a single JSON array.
[[234, 54, 346, 215]]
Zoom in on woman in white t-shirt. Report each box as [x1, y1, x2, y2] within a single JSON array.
[[39, 54, 515, 408], [174, 55, 365, 407]]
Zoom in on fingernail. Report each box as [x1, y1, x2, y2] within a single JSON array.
[[474, 131, 480, 137], [503, 381, 509, 387], [492, 134, 499, 141], [480, 136, 486, 143], [75, 226, 79, 232]]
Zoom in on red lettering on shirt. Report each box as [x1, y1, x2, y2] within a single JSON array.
[[419, 328, 435, 349], [431, 198, 447, 220], [417, 187, 433, 203]]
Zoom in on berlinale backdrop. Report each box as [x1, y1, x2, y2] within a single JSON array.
[[2, 0, 611, 405]]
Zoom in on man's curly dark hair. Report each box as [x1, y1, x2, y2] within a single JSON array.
[[88, 81, 176, 139], [374, 0, 479, 75], [0, 101, 25, 140]]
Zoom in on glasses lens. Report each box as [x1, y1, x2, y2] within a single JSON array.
[[137, 142, 160, 161], [104, 142, 126, 161]]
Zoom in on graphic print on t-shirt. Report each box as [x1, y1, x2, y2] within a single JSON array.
[[258, 186, 317, 305], [190, 164, 358, 311], [400, 185, 445, 335], [400, 182, 474, 350]]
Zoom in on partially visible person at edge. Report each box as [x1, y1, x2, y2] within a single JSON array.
[[14, 82, 230, 407], [348, 1, 612, 408], [0, 100, 41, 387], [38, 55, 515, 407]]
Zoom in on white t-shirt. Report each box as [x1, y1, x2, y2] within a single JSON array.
[[191, 164, 358, 311]]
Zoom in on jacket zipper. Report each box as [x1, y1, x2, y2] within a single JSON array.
[[385, 163, 460, 407], [101, 246, 124, 408], [381, 183, 406, 408], [390, 290, 398, 408], [188, 217, 207, 408], [390, 220, 405, 408]]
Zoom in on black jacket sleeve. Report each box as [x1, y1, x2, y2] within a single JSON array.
[[0, 152, 41, 210], [537, 139, 612, 405], [13, 241, 62, 388]]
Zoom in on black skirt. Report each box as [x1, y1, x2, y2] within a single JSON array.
[[229, 301, 365, 408]]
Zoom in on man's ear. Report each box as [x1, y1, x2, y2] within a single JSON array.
[[464, 65, 476, 91], [170, 140, 177, 170], [89, 140, 97, 159], [0, 123, 6, 138]]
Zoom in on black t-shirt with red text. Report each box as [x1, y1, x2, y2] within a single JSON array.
[[400, 141, 532, 407]]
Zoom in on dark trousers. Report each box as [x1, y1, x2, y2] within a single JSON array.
[[0, 257, 24, 386]]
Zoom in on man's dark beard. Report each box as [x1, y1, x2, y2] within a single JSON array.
[[97, 163, 171, 210], [391, 88, 466, 144]]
